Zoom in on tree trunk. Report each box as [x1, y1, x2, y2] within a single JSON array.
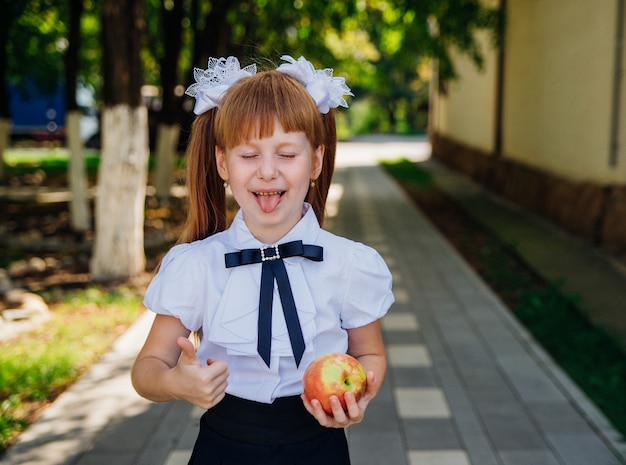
[[67, 110, 90, 231], [66, 0, 90, 232], [91, 105, 149, 281], [153, 0, 183, 199], [0, 117, 9, 178], [91, 0, 147, 282], [154, 123, 179, 198], [0, 3, 14, 182]]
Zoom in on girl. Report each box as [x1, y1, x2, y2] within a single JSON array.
[[131, 55, 394, 465]]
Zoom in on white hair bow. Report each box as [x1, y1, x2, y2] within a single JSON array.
[[276, 55, 353, 114], [185, 56, 257, 115]]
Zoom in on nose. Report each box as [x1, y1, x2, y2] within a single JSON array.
[[258, 154, 278, 180]]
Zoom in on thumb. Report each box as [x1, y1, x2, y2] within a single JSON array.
[[177, 336, 201, 366], [363, 371, 376, 399]]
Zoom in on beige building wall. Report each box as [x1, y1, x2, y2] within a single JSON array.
[[431, 30, 498, 154], [432, 0, 626, 184]]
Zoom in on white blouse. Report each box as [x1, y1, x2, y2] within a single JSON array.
[[143, 203, 394, 403]]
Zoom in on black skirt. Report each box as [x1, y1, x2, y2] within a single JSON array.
[[188, 394, 351, 465]]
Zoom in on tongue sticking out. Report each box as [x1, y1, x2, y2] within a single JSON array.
[[256, 192, 283, 213]]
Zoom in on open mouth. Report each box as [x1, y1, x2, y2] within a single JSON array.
[[254, 190, 285, 213], [254, 191, 284, 197]]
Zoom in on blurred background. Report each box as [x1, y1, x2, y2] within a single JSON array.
[[2, 1, 626, 461]]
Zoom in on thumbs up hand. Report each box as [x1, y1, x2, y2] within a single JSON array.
[[172, 337, 229, 409]]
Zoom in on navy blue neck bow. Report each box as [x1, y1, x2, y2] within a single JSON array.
[[224, 240, 323, 368]]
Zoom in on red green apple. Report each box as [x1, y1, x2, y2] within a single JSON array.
[[303, 352, 367, 414]]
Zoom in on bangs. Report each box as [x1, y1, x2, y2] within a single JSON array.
[[214, 71, 325, 149]]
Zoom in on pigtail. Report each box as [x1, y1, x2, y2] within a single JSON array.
[[307, 109, 337, 227], [179, 109, 227, 243]]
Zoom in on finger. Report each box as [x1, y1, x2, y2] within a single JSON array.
[[362, 371, 376, 400], [206, 379, 229, 405], [329, 396, 348, 421], [301, 394, 319, 414], [344, 392, 362, 420], [208, 366, 230, 388], [176, 336, 201, 366], [205, 359, 229, 378], [300, 394, 312, 412], [300, 394, 317, 415], [301, 395, 330, 424], [206, 358, 227, 370]]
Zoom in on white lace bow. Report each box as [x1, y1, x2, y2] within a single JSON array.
[[276, 55, 353, 114], [185, 55, 352, 115], [185, 56, 257, 115]]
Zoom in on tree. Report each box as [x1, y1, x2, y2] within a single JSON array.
[[90, 0, 149, 281], [320, 0, 502, 134], [152, 0, 184, 199], [65, 0, 90, 232], [0, 1, 36, 181]]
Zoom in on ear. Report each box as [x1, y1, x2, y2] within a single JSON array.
[[312, 145, 324, 179], [215, 147, 228, 181]]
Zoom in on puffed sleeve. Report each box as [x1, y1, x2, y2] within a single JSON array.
[[143, 243, 206, 331], [341, 243, 394, 328]]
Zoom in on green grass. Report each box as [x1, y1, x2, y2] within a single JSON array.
[[380, 157, 435, 189], [0, 286, 144, 456], [3, 148, 102, 179], [3, 148, 182, 182], [382, 158, 626, 440]]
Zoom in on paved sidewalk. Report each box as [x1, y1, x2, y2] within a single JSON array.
[[3, 137, 625, 465], [420, 159, 626, 348]]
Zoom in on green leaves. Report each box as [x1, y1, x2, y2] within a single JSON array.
[[4, 0, 503, 133]]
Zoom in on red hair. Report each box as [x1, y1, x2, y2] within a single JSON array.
[[180, 71, 337, 243]]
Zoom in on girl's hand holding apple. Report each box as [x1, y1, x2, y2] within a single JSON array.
[[301, 371, 377, 428], [301, 353, 375, 428]]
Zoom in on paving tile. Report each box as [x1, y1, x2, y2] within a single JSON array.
[[547, 433, 624, 465], [383, 329, 422, 345], [86, 412, 159, 452], [387, 344, 432, 367], [479, 411, 548, 450], [381, 313, 419, 331], [390, 286, 411, 305], [164, 450, 192, 465], [394, 387, 451, 418], [457, 367, 506, 392], [349, 375, 405, 463], [133, 401, 196, 465], [429, 364, 502, 465], [355, 390, 399, 434], [527, 401, 596, 434], [350, 431, 408, 465], [401, 418, 462, 450], [75, 452, 138, 465], [470, 391, 548, 450], [407, 450, 470, 465], [499, 450, 560, 465], [496, 354, 565, 403], [390, 366, 439, 388], [176, 418, 201, 450]]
